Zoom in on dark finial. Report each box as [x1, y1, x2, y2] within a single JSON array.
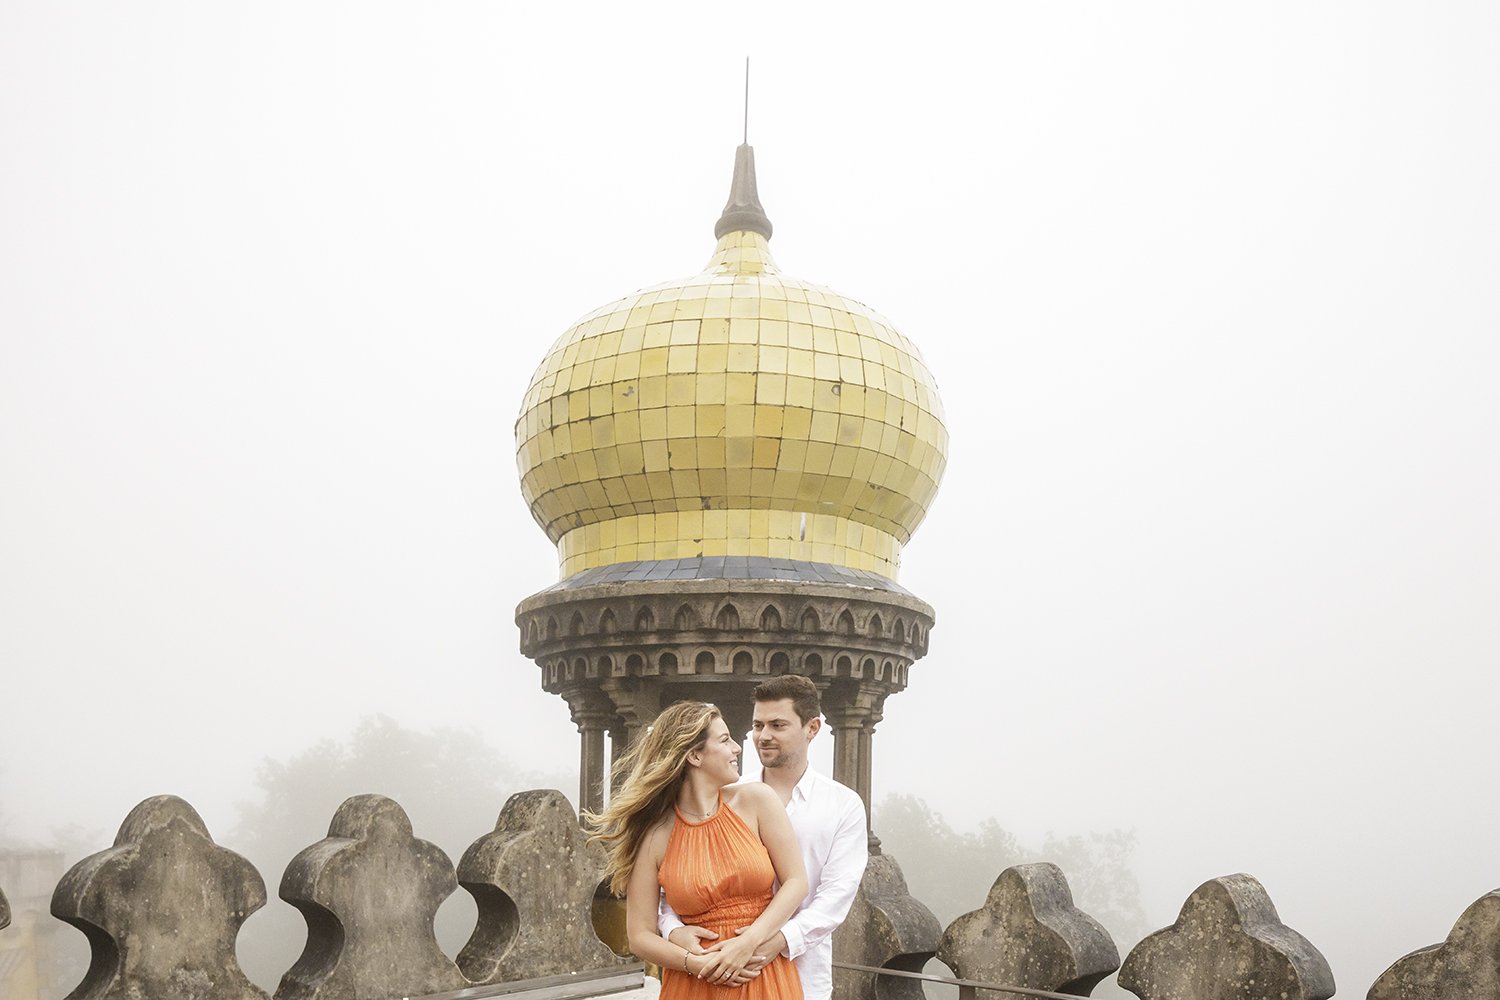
[[714, 144, 773, 241]]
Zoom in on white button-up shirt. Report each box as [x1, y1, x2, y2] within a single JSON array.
[[660, 766, 869, 1000]]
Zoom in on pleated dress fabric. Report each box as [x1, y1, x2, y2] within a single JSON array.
[[659, 798, 804, 1000]]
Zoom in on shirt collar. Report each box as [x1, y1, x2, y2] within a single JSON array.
[[789, 763, 818, 803]]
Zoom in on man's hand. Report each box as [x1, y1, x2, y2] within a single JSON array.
[[668, 925, 718, 955], [695, 932, 758, 986], [738, 928, 787, 964]]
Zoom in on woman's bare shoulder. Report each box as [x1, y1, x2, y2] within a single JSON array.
[[640, 816, 675, 864], [725, 781, 781, 814]]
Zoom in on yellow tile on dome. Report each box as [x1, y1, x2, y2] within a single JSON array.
[[666, 374, 697, 405], [667, 345, 698, 373], [725, 404, 755, 437], [639, 409, 668, 442], [752, 438, 780, 468], [639, 346, 669, 378], [666, 407, 695, 439], [729, 318, 758, 344], [642, 322, 672, 349], [697, 343, 729, 372], [634, 436, 665, 472], [698, 438, 726, 469], [726, 373, 756, 406], [809, 411, 839, 443], [695, 404, 726, 437], [785, 377, 815, 410], [756, 374, 786, 406], [781, 407, 812, 440], [728, 344, 758, 372]]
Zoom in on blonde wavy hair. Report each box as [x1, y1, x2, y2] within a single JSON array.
[[585, 701, 721, 894]]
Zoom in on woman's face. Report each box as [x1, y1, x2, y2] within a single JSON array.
[[692, 716, 741, 786]]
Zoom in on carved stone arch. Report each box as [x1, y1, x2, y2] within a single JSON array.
[[835, 652, 854, 675], [868, 612, 884, 638], [768, 650, 790, 673], [799, 607, 821, 632], [803, 652, 824, 674], [715, 604, 740, 630], [695, 649, 717, 673], [732, 648, 754, 673], [674, 604, 698, 631], [837, 608, 856, 635], [760, 604, 782, 631], [598, 607, 617, 634], [858, 656, 876, 679], [625, 652, 645, 674], [881, 658, 894, 681], [659, 651, 678, 673], [634, 606, 654, 632], [597, 654, 614, 677], [571, 656, 586, 679], [895, 662, 908, 684], [893, 617, 907, 643], [569, 611, 585, 637], [545, 616, 559, 640], [524, 619, 536, 645]]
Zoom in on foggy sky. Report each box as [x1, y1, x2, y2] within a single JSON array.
[[2, 3, 1498, 995]]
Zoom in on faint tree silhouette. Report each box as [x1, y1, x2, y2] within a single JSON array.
[[231, 715, 567, 990]]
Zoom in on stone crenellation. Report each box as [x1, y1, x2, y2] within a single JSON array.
[[14, 793, 1497, 999]]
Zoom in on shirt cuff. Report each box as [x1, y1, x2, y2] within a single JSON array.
[[781, 919, 806, 959]]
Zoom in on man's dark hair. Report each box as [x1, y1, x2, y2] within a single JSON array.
[[753, 674, 821, 726]]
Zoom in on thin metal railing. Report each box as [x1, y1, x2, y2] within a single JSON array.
[[833, 961, 1089, 1000]]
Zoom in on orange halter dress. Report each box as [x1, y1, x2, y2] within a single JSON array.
[[659, 798, 804, 1000]]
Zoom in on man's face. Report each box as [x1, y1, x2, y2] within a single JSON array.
[[752, 698, 820, 770]]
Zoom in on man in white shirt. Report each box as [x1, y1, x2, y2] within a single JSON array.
[[660, 675, 868, 1000]]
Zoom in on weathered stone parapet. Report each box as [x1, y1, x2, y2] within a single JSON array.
[[1368, 889, 1500, 999], [276, 794, 467, 1000], [457, 789, 622, 983], [1118, 873, 1334, 1000], [50, 794, 269, 1000], [937, 862, 1119, 997], [833, 853, 942, 1000]]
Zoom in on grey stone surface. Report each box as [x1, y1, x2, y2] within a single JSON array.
[[1368, 888, 1500, 999], [457, 789, 622, 983], [541, 558, 910, 595], [1118, 873, 1335, 1000], [275, 794, 467, 1000], [937, 862, 1120, 996], [0, 884, 9, 931], [832, 852, 943, 1000], [49, 794, 268, 1000]]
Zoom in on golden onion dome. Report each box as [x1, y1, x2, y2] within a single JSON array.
[[516, 145, 947, 581]]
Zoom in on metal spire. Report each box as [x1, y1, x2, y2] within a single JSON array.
[[715, 58, 773, 241]]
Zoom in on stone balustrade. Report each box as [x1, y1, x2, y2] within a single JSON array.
[[18, 792, 1496, 999]]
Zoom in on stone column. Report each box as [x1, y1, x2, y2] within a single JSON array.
[[564, 689, 615, 816], [822, 681, 891, 849], [607, 720, 627, 797]]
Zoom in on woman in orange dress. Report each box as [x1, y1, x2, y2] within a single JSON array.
[[588, 702, 808, 999]]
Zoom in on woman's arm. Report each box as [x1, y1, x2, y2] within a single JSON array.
[[625, 826, 714, 978], [696, 785, 809, 983]]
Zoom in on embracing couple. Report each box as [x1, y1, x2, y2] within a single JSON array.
[[587, 675, 867, 1000]]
